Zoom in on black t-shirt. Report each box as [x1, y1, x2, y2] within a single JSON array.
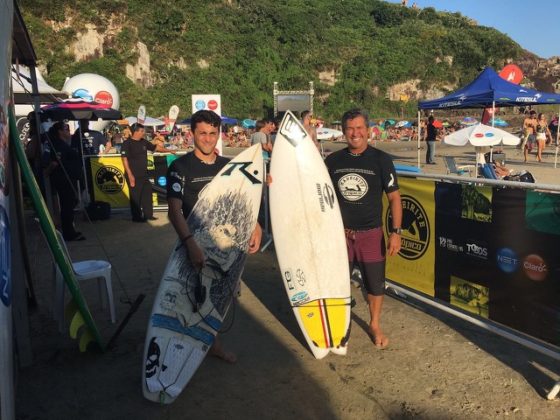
[[325, 146, 399, 230], [71, 129, 106, 155], [121, 138, 156, 178], [426, 122, 438, 141], [166, 152, 230, 218]]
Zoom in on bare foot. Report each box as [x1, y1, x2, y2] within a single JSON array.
[[369, 326, 389, 349], [209, 341, 237, 364]]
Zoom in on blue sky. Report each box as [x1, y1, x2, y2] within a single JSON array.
[[387, 0, 558, 58]]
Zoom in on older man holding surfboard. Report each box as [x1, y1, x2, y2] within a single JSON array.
[[325, 109, 402, 348]]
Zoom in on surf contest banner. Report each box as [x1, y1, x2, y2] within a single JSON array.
[[384, 177, 560, 348], [88, 154, 179, 208]]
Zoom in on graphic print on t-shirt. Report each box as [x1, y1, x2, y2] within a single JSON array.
[[338, 173, 368, 201]]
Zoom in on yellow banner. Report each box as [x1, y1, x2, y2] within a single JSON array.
[[90, 156, 130, 208], [384, 178, 436, 297]]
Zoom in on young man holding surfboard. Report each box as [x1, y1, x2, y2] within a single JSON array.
[[166, 110, 263, 362], [325, 109, 403, 349]]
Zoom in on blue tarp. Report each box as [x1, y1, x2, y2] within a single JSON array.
[[419, 67, 560, 109]]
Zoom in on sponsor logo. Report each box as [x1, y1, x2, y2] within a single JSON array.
[[438, 236, 463, 253], [338, 174, 368, 201], [317, 183, 335, 212], [157, 176, 167, 187], [296, 269, 306, 286], [95, 165, 125, 194], [172, 182, 182, 192], [496, 248, 519, 273], [290, 291, 309, 304], [195, 99, 205, 110], [221, 162, 262, 184], [72, 88, 93, 101], [523, 254, 548, 281], [515, 96, 538, 103], [94, 90, 113, 107], [465, 240, 488, 260], [386, 195, 430, 260], [207, 100, 218, 111]]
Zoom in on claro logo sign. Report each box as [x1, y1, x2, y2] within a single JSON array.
[[523, 254, 548, 281]]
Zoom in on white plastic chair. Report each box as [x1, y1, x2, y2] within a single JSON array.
[[54, 231, 115, 331]]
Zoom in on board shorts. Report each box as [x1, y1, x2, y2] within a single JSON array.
[[345, 227, 386, 296]]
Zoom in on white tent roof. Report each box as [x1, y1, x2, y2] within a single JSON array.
[[11, 65, 66, 104]]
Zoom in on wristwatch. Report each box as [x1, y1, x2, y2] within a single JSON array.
[[390, 227, 403, 235]]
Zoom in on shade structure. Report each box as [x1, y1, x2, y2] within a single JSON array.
[[39, 99, 122, 122], [444, 123, 520, 147], [316, 127, 343, 140], [125, 116, 164, 127]]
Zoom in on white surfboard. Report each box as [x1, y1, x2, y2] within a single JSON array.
[[269, 111, 351, 359], [142, 144, 263, 403]]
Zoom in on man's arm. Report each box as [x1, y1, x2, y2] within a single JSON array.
[[386, 190, 403, 257], [248, 222, 262, 253], [168, 197, 205, 270], [154, 143, 176, 154], [121, 156, 135, 187]]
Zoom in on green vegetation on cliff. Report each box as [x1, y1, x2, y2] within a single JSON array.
[[19, 0, 523, 120]]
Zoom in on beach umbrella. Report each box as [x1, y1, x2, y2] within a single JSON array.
[[39, 99, 122, 122], [433, 120, 444, 129], [461, 116, 478, 126], [384, 119, 396, 127], [395, 120, 411, 128], [242, 119, 256, 129], [316, 128, 343, 141], [221, 116, 238, 125], [444, 123, 520, 171], [490, 118, 509, 127], [125, 116, 165, 127]]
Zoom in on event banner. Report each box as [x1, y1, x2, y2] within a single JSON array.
[[89, 156, 130, 208], [387, 178, 560, 348], [90, 154, 176, 209], [384, 178, 436, 297]]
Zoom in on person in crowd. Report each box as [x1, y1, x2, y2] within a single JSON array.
[[152, 131, 166, 148], [424, 115, 438, 164], [122, 125, 132, 140], [522, 110, 537, 163], [44, 121, 85, 241], [535, 113, 552, 162], [324, 109, 402, 349], [548, 116, 558, 146], [166, 110, 263, 363], [301, 110, 319, 149], [121, 123, 172, 222], [112, 128, 123, 153], [71, 119, 110, 156], [250, 120, 273, 160]]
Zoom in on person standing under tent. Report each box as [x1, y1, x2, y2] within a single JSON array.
[[45, 121, 85, 241], [325, 108, 403, 349], [121, 123, 171, 223], [522, 110, 537, 163], [424, 115, 438, 164], [166, 110, 263, 363]]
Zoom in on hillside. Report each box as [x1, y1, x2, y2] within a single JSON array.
[[19, 0, 529, 120]]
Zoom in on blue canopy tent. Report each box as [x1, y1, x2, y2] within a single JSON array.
[[417, 67, 560, 167]]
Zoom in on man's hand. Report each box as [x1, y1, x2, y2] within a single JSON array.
[[186, 238, 205, 271], [128, 174, 136, 188], [248, 223, 262, 254], [387, 233, 401, 257]]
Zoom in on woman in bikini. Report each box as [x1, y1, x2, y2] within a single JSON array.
[[536, 113, 552, 162]]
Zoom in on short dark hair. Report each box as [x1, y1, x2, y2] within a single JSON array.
[[301, 110, 312, 120], [255, 119, 267, 131], [342, 109, 369, 131], [428, 115, 434, 123], [190, 110, 222, 131], [130, 123, 145, 133], [48, 121, 68, 137]]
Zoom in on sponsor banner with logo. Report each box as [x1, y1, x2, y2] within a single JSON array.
[[384, 178, 436, 297], [90, 155, 173, 208], [90, 157, 130, 207], [386, 179, 560, 347]]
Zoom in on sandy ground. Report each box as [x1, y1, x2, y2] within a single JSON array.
[[14, 141, 560, 419]]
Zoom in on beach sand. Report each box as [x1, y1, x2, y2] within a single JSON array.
[[14, 141, 560, 419]]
